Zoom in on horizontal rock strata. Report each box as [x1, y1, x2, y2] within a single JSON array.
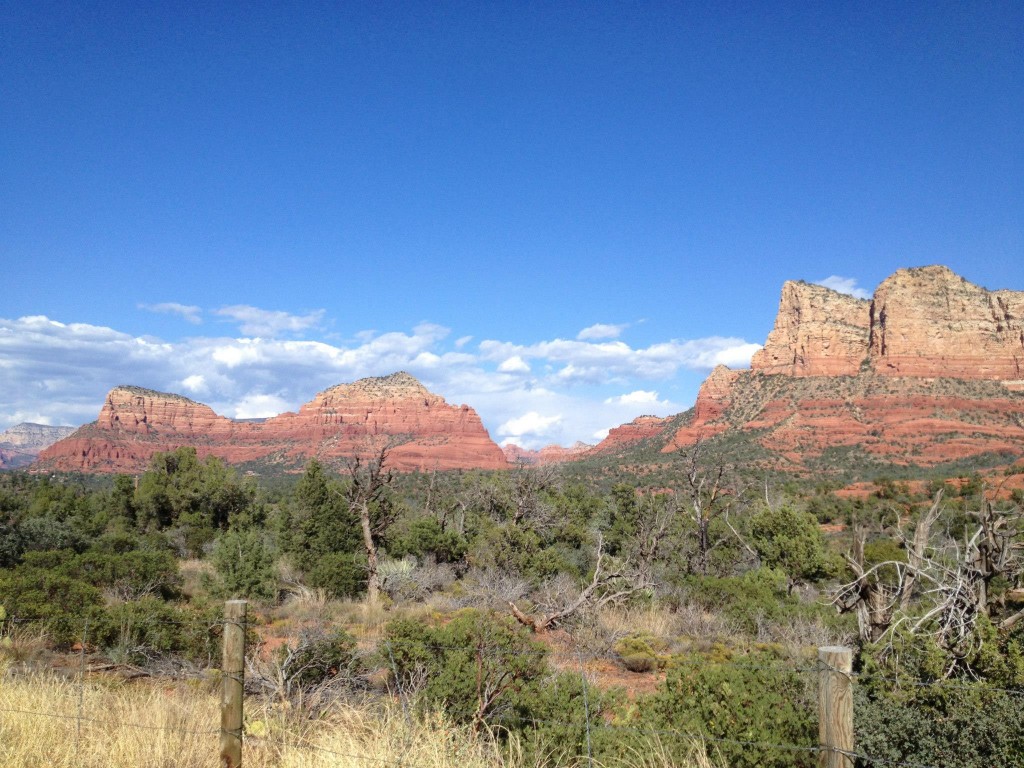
[[594, 266, 1024, 469], [35, 373, 507, 473]]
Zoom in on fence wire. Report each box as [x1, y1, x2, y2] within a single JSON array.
[[1, 609, 1021, 768]]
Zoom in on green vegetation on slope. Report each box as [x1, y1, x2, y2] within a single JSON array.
[[2, 444, 1024, 767]]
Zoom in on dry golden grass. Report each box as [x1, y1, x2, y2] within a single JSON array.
[[0, 670, 220, 768], [596, 605, 680, 642], [0, 623, 49, 666], [0, 669, 719, 768]]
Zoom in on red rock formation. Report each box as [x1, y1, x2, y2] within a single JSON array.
[[590, 415, 673, 454], [751, 282, 870, 376], [869, 266, 1024, 379], [35, 373, 507, 474], [97, 386, 236, 437], [662, 266, 1024, 469], [751, 265, 1024, 381]]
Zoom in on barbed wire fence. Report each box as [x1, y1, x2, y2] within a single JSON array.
[[1, 600, 1021, 768]]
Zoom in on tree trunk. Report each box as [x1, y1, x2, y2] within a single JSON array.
[[698, 516, 710, 575], [360, 502, 380, 606]]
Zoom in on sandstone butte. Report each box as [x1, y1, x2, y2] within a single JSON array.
[[34, 372, 508, 474], [594, 265, 1024, 470]]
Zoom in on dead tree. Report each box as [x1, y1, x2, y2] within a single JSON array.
[[834, 491, 942, 643], [835, 490, 1024, 657], [508, 534, 644, 633], [910, 496, 1024, 651], [631, 491, 676, 588], [344, 441, 396, 607], [678, 439, 736, 575], [508, 463, 560, 531]]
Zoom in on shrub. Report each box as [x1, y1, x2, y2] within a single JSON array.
[[210, 528, 276, 600], [0, 559, 103, 647], [855, 683, 1024, 768], [749, 505, 838, 593], [273, 628, 360, 693], [683, 568, 828, 636], [88, 598, 192, 661], [382, 609, 548, 727], [306, 551, 367, 599], [70, 548, 182, 600], [614, 633, 670, 673], [389, 517, 468, 564], [643, 650, 816, 768]]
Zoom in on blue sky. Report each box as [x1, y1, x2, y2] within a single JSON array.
[[2, 2, 1021, 448]]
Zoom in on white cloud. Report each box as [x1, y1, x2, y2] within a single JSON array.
[[233, 394, 292, 419], [592, 427, 611, 441], [555, 363, 596, 383], [214, 305, 325, 337], [814, 276, 872, 300], [211, 343, 261, 368], [181, 374, 208, 394], [0, 409, 60, 427], [711, 342, 764, 368], [497, 411, 562, 438], [139, 302, 203, 324], [455, 335, 473, 348], [480, 335, 761, 383], [604, 390, 667, 407], [412, 351, 442, 368], [497, 355, 531, 373], [577, 323, 626, 340], [0, 312, 755, 447]]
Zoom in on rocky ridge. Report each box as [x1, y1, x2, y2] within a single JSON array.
[[22, 266, 1024, 476], [597, 266, 1024, 471], [751, 266, 1024, 380], [591, 416, 674, 455], [505, 265, 1024, 470], [35, 373, 508, 473]]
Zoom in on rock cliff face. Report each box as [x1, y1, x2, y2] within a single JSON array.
[[868, 266, 1024, 379], [590, 416, 673, 455], [34, 373, 508, 473], [0, 423, 77, 468], [750, 282, 870, 376], [653, 266, 1024, 469], [750, 266, 1024, 381]]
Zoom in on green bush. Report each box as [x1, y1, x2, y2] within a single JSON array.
[[521, 671, 619, 766], [642, 650, 816, 768], [749, 505, 838, 593], [389, 517, 467, 564], [614, 633, 670, 673], [87, 598, 189, 660], [383, 609, 548, 727], [855, 683, 1024, 768], [210, 528, 277, 600], [69, 548, 182, 600], [681, 568, 836, 636], [0, 557, 103, 646], [306, 551, 367, 598]]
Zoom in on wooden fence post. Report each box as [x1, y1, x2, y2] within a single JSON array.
[[817, 645, 853, 768], [221, 600, 247, 768]]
